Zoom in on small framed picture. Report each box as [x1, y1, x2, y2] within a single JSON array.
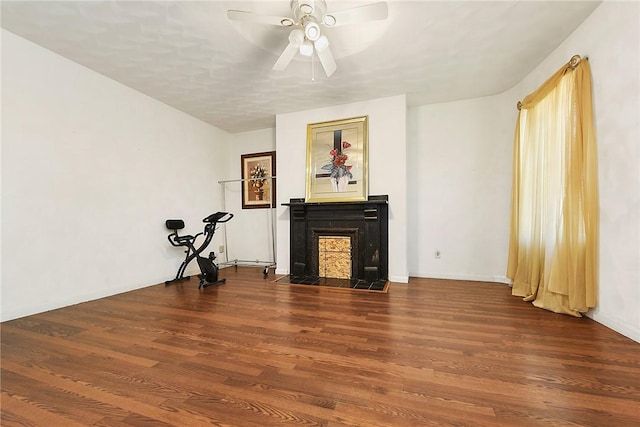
[[241, 151, 276, 209]]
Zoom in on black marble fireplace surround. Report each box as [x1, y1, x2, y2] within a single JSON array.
[[282, 195, 388, 288]]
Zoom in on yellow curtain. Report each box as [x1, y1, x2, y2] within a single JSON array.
[[507, 56, 599, 317]]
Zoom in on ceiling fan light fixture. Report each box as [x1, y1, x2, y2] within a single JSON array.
[[289, 28, 305, 46], [299, 39, 314, 56], [299, 2, 314, 15], [304, 21, 321, 41], [322, 14, 336, 27], [281, 18, 295, 27]]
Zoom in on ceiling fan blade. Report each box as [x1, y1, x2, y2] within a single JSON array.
[[227, 9, 292, 26], [273, 29, 305, 71], [316, 43, 337, 77], [273, 42, 299, 71], [325, 2, 388, 27]]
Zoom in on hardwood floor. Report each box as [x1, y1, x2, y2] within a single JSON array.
[[2, 267, 639, 426]]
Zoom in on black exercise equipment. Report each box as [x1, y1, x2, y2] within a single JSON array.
[[165, 212, 233, 289]]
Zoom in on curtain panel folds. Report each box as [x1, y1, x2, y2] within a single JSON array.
[[507, 56, 599, 317]]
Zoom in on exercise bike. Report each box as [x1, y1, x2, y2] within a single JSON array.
[[165, 212, 233, 289]]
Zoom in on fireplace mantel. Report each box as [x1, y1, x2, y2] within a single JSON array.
[[282, 195, 388, 282]]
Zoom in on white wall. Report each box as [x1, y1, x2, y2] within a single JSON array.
[[3, 1, 637, 342], [1, 30, 230, 321], [509, 1, 640, 342], [275, 95, 408, 282], [221, 128, 276, 268], [407, 92, 515, 282], [405, 1, 639, 342]]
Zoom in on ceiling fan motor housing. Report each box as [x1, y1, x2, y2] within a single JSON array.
[[304, 21, 321, 40]]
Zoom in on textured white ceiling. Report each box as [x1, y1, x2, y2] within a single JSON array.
[[1, 0, 600, 133]]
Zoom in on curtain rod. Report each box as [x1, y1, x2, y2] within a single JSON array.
[[218, 176, 277, 184], [517, 54, 586, 110]]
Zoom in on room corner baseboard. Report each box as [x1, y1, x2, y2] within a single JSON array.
[[586, 312, 640, 344], [0, 281, 153, 323], [388, 275, 409, 284], [493, 276, 512, 285]]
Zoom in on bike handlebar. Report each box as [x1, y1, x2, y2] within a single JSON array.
[[165, 212, 232, 249], [203, 212, 233, 224]]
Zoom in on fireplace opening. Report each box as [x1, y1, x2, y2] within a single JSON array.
[[318, 236, 351, 279]]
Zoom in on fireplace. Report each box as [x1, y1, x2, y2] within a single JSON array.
[[282, 195, 388, 288]]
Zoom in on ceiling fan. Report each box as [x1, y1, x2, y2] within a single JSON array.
[[227, 0, 388, 77]]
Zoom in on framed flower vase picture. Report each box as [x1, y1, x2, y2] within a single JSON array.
[[305, 116, 368, 202], [241, 151, 276, 209]]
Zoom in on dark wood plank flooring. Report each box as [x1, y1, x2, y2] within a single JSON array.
[[2, 267, 639, 426]]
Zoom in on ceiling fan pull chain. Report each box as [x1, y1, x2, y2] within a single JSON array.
[[311, 52, 315, 82]]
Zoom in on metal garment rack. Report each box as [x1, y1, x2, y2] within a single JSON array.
[[217, 176, 277, 277]]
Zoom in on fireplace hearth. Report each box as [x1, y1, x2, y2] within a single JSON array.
[[283, 195, 388, 287]]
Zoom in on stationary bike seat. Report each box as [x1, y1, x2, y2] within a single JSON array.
[[165, 220, 196, 245], [174, 234, 195, 244]]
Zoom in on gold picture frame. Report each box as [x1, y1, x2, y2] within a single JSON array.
[[305, 116, 368, 202], [241, 151, 276, 209]]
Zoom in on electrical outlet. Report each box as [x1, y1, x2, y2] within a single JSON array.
[[435, 250, 441, 259], [219, 245, 225, 253]]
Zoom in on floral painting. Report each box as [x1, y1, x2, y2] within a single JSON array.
[[241, 151, 276, 209], [305, 116, 368, 202], [322, 140, 353, 192]]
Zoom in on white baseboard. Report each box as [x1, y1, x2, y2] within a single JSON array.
[[586, 312, 640, 343], [411, 273, 638, 344], [410, 272, 512, 285], [270, 272, 507, 285], [389, 275, 409, 283], [0, 281, 152, 323]]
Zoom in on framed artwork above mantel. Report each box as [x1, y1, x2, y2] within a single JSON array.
[[305, 116, 368, 203], [241, 151, 276, 209]]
